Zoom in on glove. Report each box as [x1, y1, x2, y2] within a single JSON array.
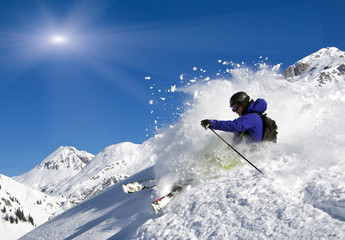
[[201, 119, 211, 129]]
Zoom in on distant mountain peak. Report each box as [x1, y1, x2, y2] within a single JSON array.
[[14, 147, 95, 196], [37, 146, 94, 171], [283, 47, 345, 84]]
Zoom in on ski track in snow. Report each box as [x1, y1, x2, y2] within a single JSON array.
[[21, 47, 345, 239]]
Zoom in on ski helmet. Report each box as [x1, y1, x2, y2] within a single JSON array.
[[230, 92, 250, 107]]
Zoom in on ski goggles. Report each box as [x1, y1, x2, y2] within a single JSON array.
[[230, 104, 238, 112]]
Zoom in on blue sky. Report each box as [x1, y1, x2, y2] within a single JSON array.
[[1, 0, 344, 177]]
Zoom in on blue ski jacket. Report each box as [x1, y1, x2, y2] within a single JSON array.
[[209, 99, 267, 143]]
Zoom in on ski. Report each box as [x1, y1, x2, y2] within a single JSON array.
[[122, 178, 192, 213], [151, 185, 184, 214], [122, 179, 156, 194], [151, 179, 193, 213]]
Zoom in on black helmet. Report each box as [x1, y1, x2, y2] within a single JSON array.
[[230, 92, 250, 106]]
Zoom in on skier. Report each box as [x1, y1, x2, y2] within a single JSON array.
[[124, 92, 272, 213], [201, 91, 268, 143]]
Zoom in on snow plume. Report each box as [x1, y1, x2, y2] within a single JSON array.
[[152, 63, 284, 183], [151, 52, 345, 220]]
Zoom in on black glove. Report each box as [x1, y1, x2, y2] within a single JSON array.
[[201, 119, 211, 129]]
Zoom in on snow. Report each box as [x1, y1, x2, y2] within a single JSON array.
[[170, 85, 176, 92], [0, 174, 62, 240], [18, 47, 345, 239]]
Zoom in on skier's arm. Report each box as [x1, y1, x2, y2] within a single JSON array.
[[209, 116, 256, 133]]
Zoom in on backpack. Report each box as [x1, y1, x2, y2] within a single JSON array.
[[244, 112, 278, 143], [256, 112, 278, 143]]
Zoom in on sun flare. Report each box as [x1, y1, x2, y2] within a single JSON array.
[[50, 35, 67, 44]]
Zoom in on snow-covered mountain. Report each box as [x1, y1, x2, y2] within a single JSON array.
[[3, 143, 154, 239], [284, 47, 345, 85], [18, 47, 345, 239], [0, 174, 63, 240], [14, 146, 95, 195], [49, 141, 155, 204], [16, 142, 155, 204]]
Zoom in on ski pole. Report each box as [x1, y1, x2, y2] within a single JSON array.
[[209, 128, 264, 175]]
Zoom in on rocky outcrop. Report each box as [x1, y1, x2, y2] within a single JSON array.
[[283, 62, 311, 78], [283, 47, 345, 85]]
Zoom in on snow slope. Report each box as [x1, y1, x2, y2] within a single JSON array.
[[21, 47, 345, 239], [0, 174, 63, 240]]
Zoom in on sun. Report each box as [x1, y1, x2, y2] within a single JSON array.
[[50, 35, 68, 44]]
